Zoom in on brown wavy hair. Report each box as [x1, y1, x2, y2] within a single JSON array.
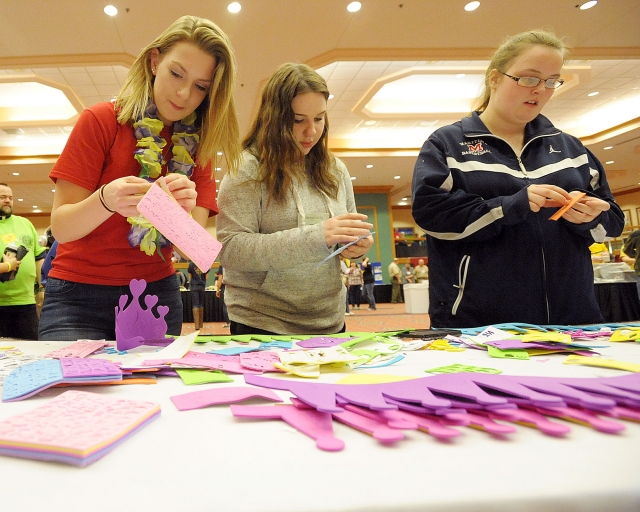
[[241, 63, 338, 203]]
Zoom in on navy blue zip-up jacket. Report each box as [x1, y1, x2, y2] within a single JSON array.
[[412, 112, 624, 328]]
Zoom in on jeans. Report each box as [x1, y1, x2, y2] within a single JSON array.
[[363, 282, 376, 309], [190, 286, 205, 308], [38, 275, 183, 341]]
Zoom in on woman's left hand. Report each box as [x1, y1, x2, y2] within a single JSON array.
[[164, 173, 197, 213], [341, 235, 374, 260], [561, 192, 611, 224]]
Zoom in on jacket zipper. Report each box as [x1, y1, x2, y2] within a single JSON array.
[[462, 130, 560, 323]]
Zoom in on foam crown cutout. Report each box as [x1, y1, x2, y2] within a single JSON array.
[[115, 279, 174, 350]]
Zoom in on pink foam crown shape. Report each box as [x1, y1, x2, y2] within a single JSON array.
[[115, 279, 173, 350]]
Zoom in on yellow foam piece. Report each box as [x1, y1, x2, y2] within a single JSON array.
[[563, 354, 640, 373]]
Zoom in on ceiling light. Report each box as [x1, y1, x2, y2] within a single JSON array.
[[604, 146, 613, 150], [394, 175, 401, 180], [464, 1, 480, 11], [12, 172, 19, 176], [587, 91, 599, 97], [351, 176, 356, 180], [364, 120, 376, 126], [32, 205, 37, 209], [398, 202, 407, 206], [217, 151, 223, 156], [33, 209, 41, 213], [103, 5, 117, 16], [328, 94, 334, 100], [402, 197, 408, 201], [17, 198, 23, 202], [215, 167, 222, 171], [365, 164, 374, 168], [228, 2, 241, 13], [347, 2, 362, 13], [579, 1, 597, 9], [606, 161, 614, 164]]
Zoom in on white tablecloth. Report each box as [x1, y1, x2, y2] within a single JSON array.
[[0, 337, 639, 512]]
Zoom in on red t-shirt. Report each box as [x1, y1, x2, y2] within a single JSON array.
[[49, 102, 218, 285]]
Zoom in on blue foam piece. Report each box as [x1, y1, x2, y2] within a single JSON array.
[[2, 359, 63, 402]]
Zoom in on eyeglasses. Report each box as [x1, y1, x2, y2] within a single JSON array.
[[500, 71, 564, 89]]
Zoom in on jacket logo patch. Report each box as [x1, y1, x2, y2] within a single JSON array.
[[461, 139, 491, 156], [549, 145, 561, 154]]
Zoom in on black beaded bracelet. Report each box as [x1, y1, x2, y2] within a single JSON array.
[[98, 185, 116, 213]]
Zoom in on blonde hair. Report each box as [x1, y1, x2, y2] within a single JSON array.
[[115, 15, 241, 174], [474, 29, 569, 113], [241, 63, 338, 204]]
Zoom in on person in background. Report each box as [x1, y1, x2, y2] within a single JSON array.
[[622, 230, 640, 301], [215, 264, 230, 328], [340, 255, 352, 316], [361, 256, 376, 310], [38, 16, 240, 341], [403, 262, 415, 284], [217, 63, 373, 335], [0, 183, 46, 339], [188, 260, 209, 331], [175, 268, 187, 289], [412, 29, 624, 328], [414, 258, 429, 283], [388, 258, 403, 303], [347, 260, 363, 310]]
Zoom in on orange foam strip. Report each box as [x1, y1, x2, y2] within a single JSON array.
[[549, 192, 586, 221]]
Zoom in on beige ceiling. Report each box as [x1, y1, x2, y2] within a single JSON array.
[[1, 0, 639, 215]]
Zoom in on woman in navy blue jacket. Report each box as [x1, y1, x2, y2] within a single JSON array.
[[412, 30, 624, 328]]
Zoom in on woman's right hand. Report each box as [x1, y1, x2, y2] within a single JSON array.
[[101, 176, 153, 217], [323, 213, 373, 248], [527, 184, 572, 213]]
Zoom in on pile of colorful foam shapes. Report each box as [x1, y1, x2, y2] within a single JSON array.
[[171, 371, 640, 452], [0, 390, 160, 466], [1, 358, 123, 402]]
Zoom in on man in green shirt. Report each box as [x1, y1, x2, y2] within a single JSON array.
[[0, 183, 46, 339]]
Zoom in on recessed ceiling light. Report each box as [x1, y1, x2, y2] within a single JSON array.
[[464, 1, 480, 11], [103, 5, 117, 16], [350, 176, 356, 180], [402, 197, 408, 201], [17, 198, 23, 202], [328, 94, 334, 100], [227, 2, 241, 13], [606, 161, 614, 164], [32, 205, 37, 209], [51, 189, 55, 193], [215, 167, 222, 171], [587, 91, 599, 97], [215, 179, 220, 183], [579, 1, 597, 10], [394, 175, 401, 180], [365, 164, 374, 168], [12, 172, 19, 176], [347, 2, 362, 13], [398, 202, 407, 206], [364, 120, 376, 126], [604, 146, 613, 150], [33, 209, 41, 213], [217, 151, 223, 156]]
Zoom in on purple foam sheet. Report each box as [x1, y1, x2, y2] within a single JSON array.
[[115, 279, 174, 351], [245, 373, 640, 415]]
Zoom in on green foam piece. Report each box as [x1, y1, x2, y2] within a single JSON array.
[[194, 335, 233, 344], [175, 369, 234, 385], [487, 346, 530, 360]]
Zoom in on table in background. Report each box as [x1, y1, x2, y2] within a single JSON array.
[[594, 281, 640, 322], [180, 290, 224, 322]]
